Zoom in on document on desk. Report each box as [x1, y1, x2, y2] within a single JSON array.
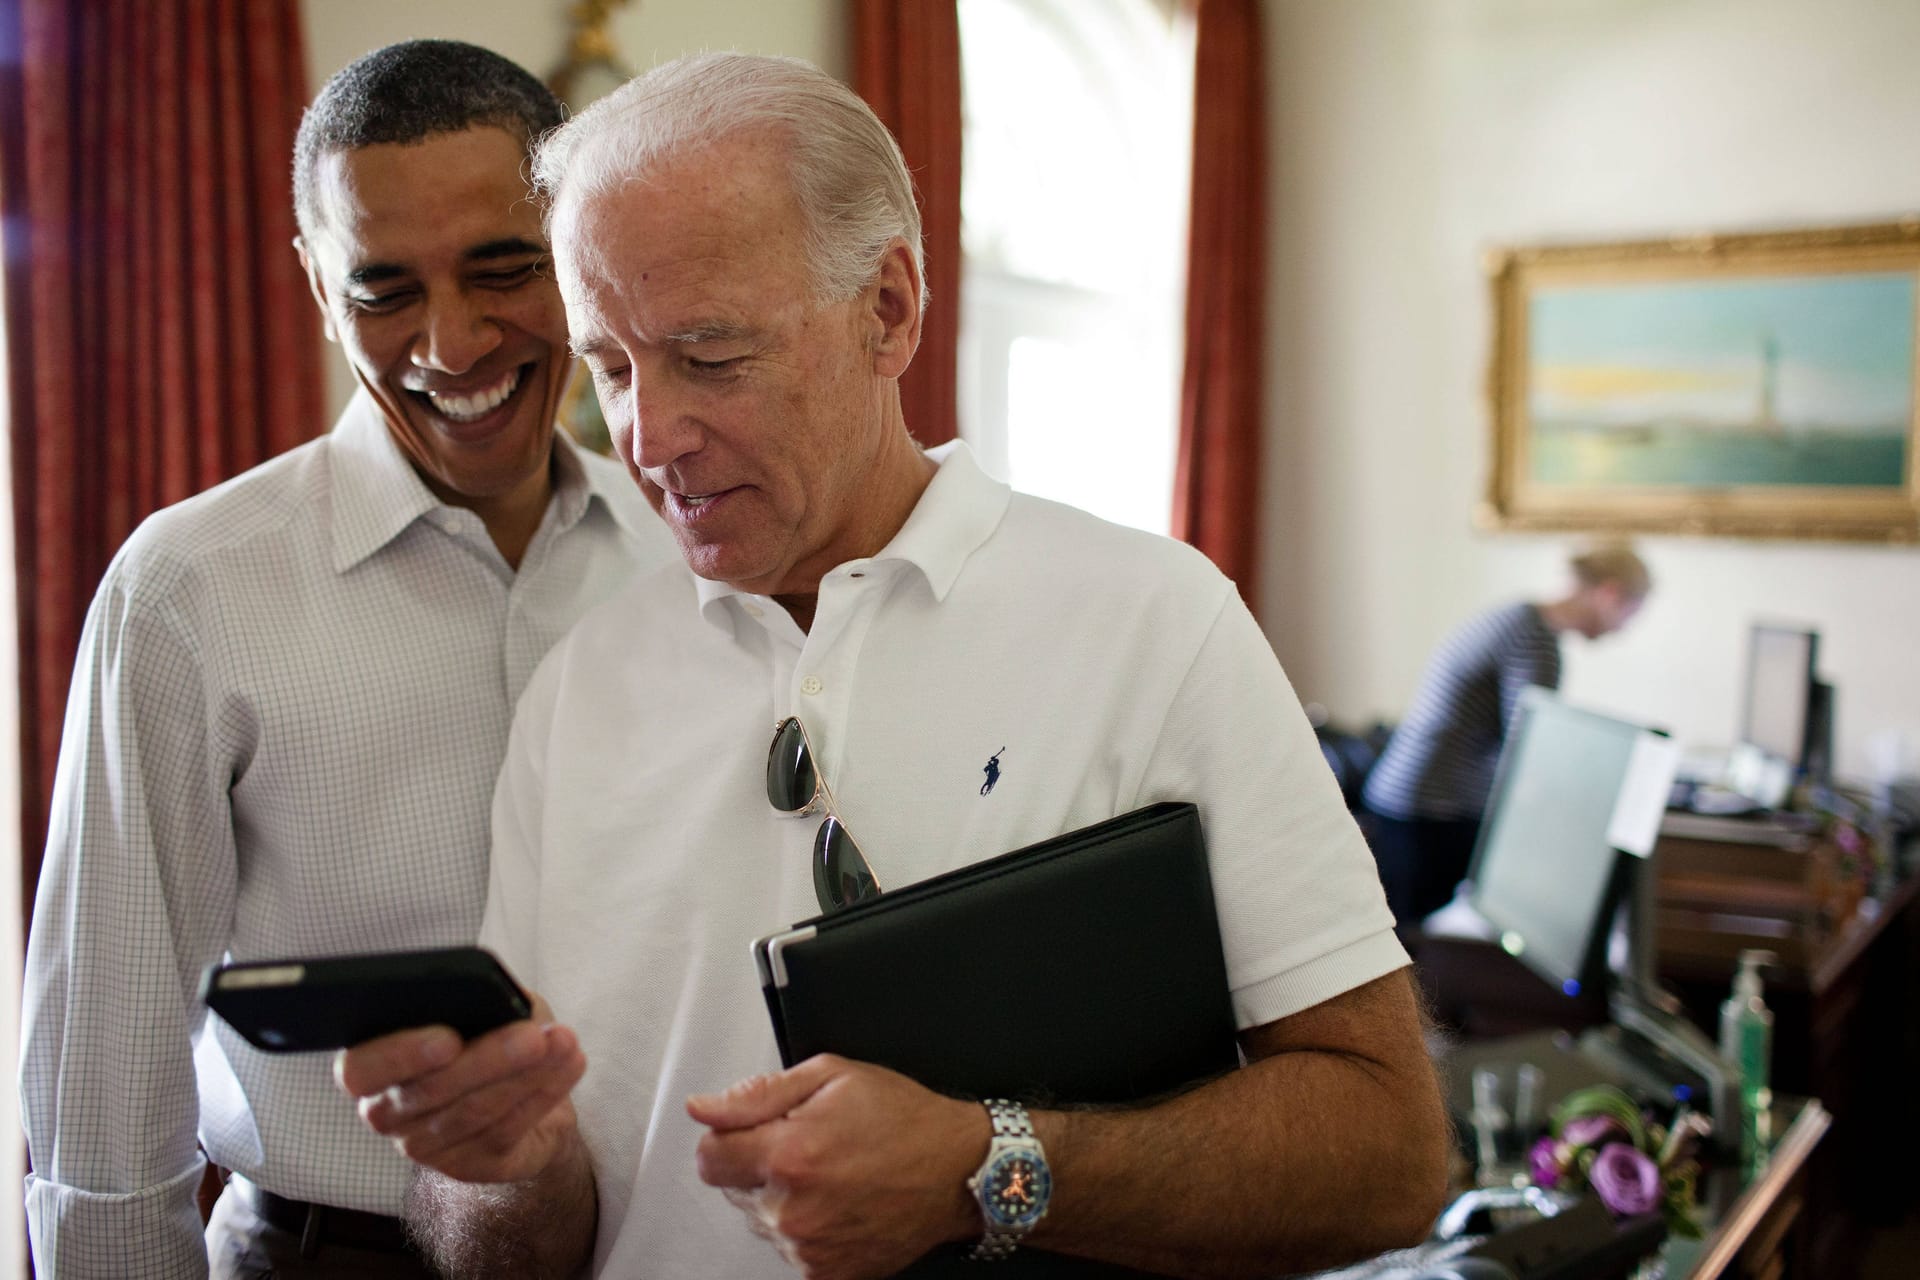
[[752, 801, 1239, 1277], [1608, 731, 1682, 858]]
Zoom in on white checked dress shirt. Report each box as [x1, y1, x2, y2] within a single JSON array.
[[20, 392, 671, 1279]]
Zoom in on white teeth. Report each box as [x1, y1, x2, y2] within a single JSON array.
[[425, 369, 521, 422]]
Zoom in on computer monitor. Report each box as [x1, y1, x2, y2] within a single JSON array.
[[1465, 689, 1661, 1003], [1462, 690, 1739, 1138], [1741, 623, 1821, 774]]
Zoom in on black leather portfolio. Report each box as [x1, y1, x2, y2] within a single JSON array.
[[751, 801, 1239, 1278]]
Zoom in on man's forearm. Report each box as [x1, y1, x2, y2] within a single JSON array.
[[1023, 973, 1450, 1278], [404, 1131, 598, 1280]]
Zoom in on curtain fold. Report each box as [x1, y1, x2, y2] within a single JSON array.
[[1, 0, 324, 925], [1173, 0, 1266, 612], [853, 0, 962, 448]]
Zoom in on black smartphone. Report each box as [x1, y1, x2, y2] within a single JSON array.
[[200, 945, 533, 1053]]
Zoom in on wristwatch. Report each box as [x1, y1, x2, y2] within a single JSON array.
[[965, 1098, 1052, 1260]]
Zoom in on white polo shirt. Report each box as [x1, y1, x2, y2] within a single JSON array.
[[482, 441, 1405, 1277]]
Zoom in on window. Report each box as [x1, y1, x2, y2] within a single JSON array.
[[957, 0, 1194, 535]]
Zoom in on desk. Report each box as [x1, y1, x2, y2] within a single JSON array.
[[1665, 1097, 1828, 1280], [1414, 826, 1920, 1277], [1436, 1031, 1829, 1279], [1653, 823, 1920, 1277]]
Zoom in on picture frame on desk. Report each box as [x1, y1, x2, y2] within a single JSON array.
[[1481, 221, 1920, 543]]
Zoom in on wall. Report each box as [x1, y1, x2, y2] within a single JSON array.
[[1261, 0, 1920, 782], [299, 0, 851, 422]]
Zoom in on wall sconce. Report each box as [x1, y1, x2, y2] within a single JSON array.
[[548, 0, 636, 112]]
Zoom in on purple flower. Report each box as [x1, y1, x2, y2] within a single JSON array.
[[1528, 1136, 1564, 1188], [1561, 1114, 1627, 1150], [1588, 1142, 1663, 1217]]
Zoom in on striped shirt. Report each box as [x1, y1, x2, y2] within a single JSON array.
[[20, 393, 673, 1280], [1362, 602, 1560, 821]]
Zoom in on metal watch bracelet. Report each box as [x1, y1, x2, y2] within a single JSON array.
[[969, 1099, 1049, 1262]]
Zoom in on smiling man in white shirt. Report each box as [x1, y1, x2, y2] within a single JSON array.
[[20, 40, 670, 1279], [339, 52, 1448, 1280]]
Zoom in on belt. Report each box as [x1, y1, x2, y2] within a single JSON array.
[[232, 1175, 414, 1257]]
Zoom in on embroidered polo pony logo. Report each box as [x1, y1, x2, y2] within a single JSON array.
[[980, 747, 1006, 796]]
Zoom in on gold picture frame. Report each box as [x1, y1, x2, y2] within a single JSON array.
[[1482, 221, 1920, 542]]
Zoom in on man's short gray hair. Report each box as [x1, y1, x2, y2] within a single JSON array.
[[530, 52, 925, 308]]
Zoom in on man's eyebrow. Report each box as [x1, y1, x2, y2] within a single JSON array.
[[343, 262, 408, 288], [663, 320, 753, 345], [465, 237, 549, 263], [569, 321, 758, 359], [342, 239, 548, 288]]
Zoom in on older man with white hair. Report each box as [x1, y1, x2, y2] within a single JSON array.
[[339, 52, 1448, 1280]]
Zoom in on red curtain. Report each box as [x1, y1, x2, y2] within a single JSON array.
[[0, 0, 324, 924], [854, 0, 962, 448], [1173, 0, 1266, 612]]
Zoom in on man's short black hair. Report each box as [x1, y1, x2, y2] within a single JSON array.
[[294, 39, 566, 237]]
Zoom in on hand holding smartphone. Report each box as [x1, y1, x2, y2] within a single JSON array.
[[200, 945, 532, 1053]]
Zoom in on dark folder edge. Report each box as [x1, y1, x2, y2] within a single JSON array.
[[750, 800, 1227, 1067], [750, 800, 1202, 1001], [765, 800, 1200, 935]]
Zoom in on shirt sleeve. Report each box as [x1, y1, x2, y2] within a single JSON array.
[[479, 646, 565, 993], [1134, 587, 1407, 1032], [20, 566, 240, 1280]]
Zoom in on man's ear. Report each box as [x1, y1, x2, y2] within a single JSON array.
[[866, 238, 922, 380], [294, 235, 340, 344]]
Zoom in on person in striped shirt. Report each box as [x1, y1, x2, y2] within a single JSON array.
[[1360, 544, 1651, 930]]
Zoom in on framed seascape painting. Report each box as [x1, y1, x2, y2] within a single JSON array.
[[1483, 222, 1920, 542]]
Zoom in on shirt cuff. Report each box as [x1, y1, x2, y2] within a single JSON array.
[[26, 1158, 210, 1280], [1232, 929, 1411, 1031]]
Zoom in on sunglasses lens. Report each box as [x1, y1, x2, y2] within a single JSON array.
[[814, 816, 879, 913], [767, 717, 817, 814]]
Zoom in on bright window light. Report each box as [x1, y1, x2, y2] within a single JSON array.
[[957, 0, 1194, 535]]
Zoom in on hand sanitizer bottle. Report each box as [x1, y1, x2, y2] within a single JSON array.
[[1719, 948, 1775, 1160]]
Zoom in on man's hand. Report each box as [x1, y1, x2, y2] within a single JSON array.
[[334, 993, 587, 1185], [690, 1055, 988, 1279]]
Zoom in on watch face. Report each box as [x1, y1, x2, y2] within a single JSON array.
[[981, 1147, 1051, 1229]]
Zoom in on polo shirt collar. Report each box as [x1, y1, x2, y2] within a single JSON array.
[[869, 439, 1008, 600], [692, 438, 1011, 626], [328, 389, 634, 573]]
